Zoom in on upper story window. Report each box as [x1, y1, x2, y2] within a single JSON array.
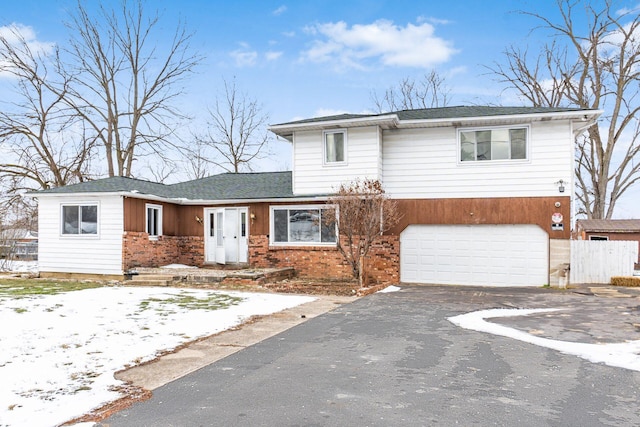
[[324, 130, 346, 165], [146, 204, 162, 239], [61, 204, 98, 235], [270, 205, 337, 246], [460, 127, 528, 162]]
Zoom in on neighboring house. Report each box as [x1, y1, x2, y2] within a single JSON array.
[[33, 106, 601, 286], [0, 228, 38, 260], [576, 219, 640, 264]]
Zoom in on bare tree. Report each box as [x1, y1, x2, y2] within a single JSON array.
[[0, 25, 94, 192], [326, 179, 402, 283], [193, 78, 270, 173], [371, 70, 451, 113], [62, 0, 200, 178], [489, 1, 640, 219]]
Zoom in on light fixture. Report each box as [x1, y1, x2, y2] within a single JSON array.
[[250, 213, 256, 220], [556, 179, 566, 193], [195, 215, 203, 224]]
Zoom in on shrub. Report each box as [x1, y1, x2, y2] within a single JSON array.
[[610, 276, 640, 287]]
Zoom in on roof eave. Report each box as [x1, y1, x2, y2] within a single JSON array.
[[269, 114, 399, 139]]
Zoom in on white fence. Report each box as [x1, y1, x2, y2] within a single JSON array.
[[570, 240, 639, 284]]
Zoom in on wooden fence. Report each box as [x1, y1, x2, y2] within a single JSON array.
[[570, 240, 639, 284]]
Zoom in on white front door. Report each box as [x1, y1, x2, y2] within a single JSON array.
[[204, 207, 249, 264]]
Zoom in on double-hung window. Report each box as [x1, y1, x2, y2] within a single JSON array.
[[61, 204, 98, 235], [460, 127, 528, 162], [271, 206, 337, 245], [324, 130, 346, 165], [146, 204, 162, 239]]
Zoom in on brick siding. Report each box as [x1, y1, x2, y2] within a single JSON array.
[[249, 235, 399, 284], [122, 231, 399, 284], [122, 231, 204, 271]]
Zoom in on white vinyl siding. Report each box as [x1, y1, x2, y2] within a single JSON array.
[[383, 121, 573, 198], [38, 195, 124, 275], [293, 126, 381, 195]]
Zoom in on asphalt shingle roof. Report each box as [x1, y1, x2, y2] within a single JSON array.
[[35, 172, 296, 201], [272, 106, 588, 126], [577, 219, 640, 232]]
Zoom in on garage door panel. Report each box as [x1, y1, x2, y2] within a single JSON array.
[[400, 225, 549, 286]]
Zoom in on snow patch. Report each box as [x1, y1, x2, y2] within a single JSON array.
[[377, 285, 401, 293], [449, 308, 640, 372], [0, 287, 314, 426]]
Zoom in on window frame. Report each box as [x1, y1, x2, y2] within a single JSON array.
[[588, 235, 609, 241], [145, 203, 163, 240], [60, 203, 99, 237], [269, 205, 337, 247], [323, 129, 347, 166], [458, 125, 529, 164]]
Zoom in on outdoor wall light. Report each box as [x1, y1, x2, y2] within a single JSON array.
[[250, 213, 256, 220], [195, 215, 203, 224], [556, 179, 566, 193]]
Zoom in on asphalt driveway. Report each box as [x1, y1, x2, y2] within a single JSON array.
[[99, 284, 640, 426]]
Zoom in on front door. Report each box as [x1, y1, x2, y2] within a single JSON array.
[[204, 207, 248, 264]]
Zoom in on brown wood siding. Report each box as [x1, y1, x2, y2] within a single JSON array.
[[389, 196, 572, 238], [123, 198, 179, 236]]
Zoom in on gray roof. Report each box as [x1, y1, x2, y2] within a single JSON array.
[[273, 106, 589, 126], [577, 219, 640, 233], [35, 172, 296, 201]]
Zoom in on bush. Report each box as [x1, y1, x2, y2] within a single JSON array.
[[610, 276, 640, 287]]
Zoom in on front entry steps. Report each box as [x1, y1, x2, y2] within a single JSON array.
[[126, 267, 296, 287]]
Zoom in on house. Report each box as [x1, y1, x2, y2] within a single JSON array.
[[33, 106, 601, 286], [0, 228, 38, 260], [576, 219, 640, 265]]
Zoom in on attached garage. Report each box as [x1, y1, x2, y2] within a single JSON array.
[[400, 224, 549, 286]]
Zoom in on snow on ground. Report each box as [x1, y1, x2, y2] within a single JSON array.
[[449, 308, 640, 372], [0, 286, 314, 427], [0, 260, 38, 273], [377, 285, 401, 293]]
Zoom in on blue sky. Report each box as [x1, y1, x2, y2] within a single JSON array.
[[1, 0, 639, 217]]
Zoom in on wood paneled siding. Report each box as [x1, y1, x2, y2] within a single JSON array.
[[388, 196, 571, 239], [292, 126, 381, 195], [382, 121, 573, 199], [38, 195, 124, 275]]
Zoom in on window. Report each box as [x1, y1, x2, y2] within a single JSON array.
[[146, 204, 162, 238], [271, 206, 337, 245], [589, 235, 609, 241], [460, 127, 527, 162], [61, 204, 98, 235], [324, 130, 346, 164]]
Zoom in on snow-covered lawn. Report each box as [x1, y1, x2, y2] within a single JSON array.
[[0, 285, 314, 427]]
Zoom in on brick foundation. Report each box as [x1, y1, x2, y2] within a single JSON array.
[[122, 232, 399, 284], [122, 232, 205, 271], [248, 235, 399, 285]]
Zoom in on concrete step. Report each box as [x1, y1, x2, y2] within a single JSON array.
[[130, 274, 182, 281], [127, 279, 173, 287]]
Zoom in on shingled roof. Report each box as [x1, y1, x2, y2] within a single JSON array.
[[35, 172, 297, 201], [272, 106, 589, 126], [577, 219, 640, 232]]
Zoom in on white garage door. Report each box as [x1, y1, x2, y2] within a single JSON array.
[[400, 224, 548, 286]]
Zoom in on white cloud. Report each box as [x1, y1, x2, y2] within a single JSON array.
[[0, 23, 55, 77], [266, 51, 283, 61], [272, 5, 287, 16], [314, 108, 350, 117], [282, 30, 296, 37], [229, 49, 258, 67], [300, 19, 457, 70]]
